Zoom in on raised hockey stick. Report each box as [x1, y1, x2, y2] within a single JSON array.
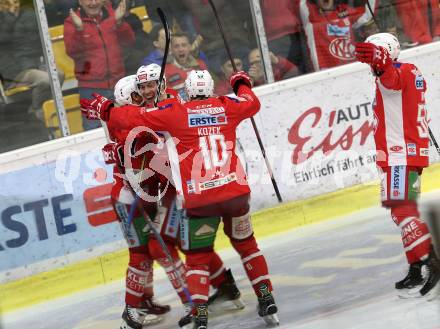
[[364, 4, 440, 157], [154, 7, 171, 106], [207, 0, 283, 203]]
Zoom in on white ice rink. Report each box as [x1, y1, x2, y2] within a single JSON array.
[[2, 191, 440, 329]]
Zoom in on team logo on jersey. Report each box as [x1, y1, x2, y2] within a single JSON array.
[[389, 145, 404, 153], [329, 38, 355, 60], [327, 24, 349, 37], [188, 113, 227, 127], [407, 143, 417, 156]]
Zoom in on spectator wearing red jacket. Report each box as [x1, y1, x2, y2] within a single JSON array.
[[64, 0, 135, 130], [247, 48, 299, 86]]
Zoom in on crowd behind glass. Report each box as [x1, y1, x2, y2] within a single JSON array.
[[0, 0, 438, 153]]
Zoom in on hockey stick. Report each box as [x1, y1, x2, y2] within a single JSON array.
[[365, 0, 380, 31], [364, 4, 440, 157], [429, 127, 440, 156], [207, 0, 283, 203], [134, 7, 194, 306], [154, 7, 171, 106]]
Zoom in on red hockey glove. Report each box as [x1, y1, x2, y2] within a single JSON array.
[[102, 142, 124, 166], [230, 71, 252, 95], [80, 93, 114, 121], [355, 42, 392, 71]]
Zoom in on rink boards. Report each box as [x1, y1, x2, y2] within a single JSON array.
[[1, 42, 440, 312]]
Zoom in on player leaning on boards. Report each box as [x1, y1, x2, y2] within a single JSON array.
[[81, 70, 279, 329], [355, 33, 440, 300]]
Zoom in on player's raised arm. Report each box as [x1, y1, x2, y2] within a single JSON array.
[[220, 71, 261, 122], [355, 33, 403, 90]]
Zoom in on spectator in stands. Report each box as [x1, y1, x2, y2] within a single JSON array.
[[1, 0, 64, 121], [64, 0, 135, 130], [140, 24, 167, 66], [183, 0, 256, 75], [141, 24, 207, 67], [260, 0, 308, 74], [394, 0, 440, 46], [214, 56, 244, 95], [299, 0, 371, 71], [247, 48, 298, 86], [121, 0, 150, 75], [165, 32, 208, 100]]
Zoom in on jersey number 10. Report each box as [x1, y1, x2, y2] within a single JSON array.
[[199, 134, 229, 170]]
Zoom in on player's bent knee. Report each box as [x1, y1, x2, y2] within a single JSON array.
[[226, 211, 253, 241]]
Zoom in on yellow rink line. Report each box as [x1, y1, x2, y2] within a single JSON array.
[[1, 164, 440, 313]]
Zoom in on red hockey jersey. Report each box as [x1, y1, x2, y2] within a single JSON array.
[[106, 88, 177, 202], [107, 85, 260, 209], [373, 62, 430, 168]]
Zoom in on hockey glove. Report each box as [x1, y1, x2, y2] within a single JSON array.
[[102, 142, 124, 166], [80, 93, 114, 121], [355, 42, 392, 71], [230, 71, 253, 95]]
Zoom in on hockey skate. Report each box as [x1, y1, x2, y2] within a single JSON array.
[[395, 261, 425, 299], [193, 303, 208, 329], [208, 269, 245, 311], [178, 303, 208, 329], [120, 304, 162, 329], [141, 297, 171, 315], [419, 250, 440, 301], [257, 283, 279, 326], [178, 303, 193, 329]]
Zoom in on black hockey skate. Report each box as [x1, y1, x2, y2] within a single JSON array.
[[208, 269, 245, 310], [257, 283, 279, 326], [141, 297, 171, 315], [395, 261, 425, 299], [193, 303, 208, 329], [419, 249, 440, 301], [120, 304, 162, 329]]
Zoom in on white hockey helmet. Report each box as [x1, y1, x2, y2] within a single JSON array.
[[136, 63, 162, 85], [365, 32, 400, 61], [185, 70, 214, 99], [114, 75, 137, 106]]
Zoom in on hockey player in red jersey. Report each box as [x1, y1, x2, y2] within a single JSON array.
[[105, 72, 173, 329], [100, 65, 245, 329], [81, 69, 279, 328], [355, 33, 440, 300]]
